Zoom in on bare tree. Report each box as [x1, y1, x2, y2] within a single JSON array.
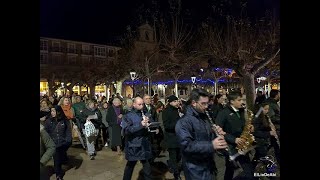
[[200, 12, 280, 109]]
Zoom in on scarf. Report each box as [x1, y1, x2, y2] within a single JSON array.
[[61, 104, 74, 120]]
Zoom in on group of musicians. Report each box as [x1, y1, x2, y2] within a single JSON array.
[[121, 88, 280, 180]]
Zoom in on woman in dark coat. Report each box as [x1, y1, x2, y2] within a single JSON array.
[[45, 106, 72, 180], [106, 98, 124, 155], [252, 102, 278, 167]]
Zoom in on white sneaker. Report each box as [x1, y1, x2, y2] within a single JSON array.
[[104, 142, 108, 147]]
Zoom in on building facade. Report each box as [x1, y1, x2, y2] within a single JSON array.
[[40, 37, 121, 97]]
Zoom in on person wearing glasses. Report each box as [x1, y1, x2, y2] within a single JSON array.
[[175, 89, 228, 180]]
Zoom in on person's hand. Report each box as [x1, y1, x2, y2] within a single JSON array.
[[270, 130, 277, 137], [155, 128, 159, 134], [40, 117, 46, 121], [141, 119, 148, 127], [248, 124, 254, 132], [214, 125, 226, 135], [212, 136, 228, 150], [118, 114, 123, 119], [235, 138, 245, 146], [86, 117, 91, 122]]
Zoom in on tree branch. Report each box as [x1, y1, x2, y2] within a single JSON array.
[[252, 48, 280, 74]]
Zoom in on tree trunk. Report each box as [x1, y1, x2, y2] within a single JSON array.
[[66, 84, 75, 96], [243, 73, 256, 110], [88, 83, 96, 99], [214, 79, 218, 95], [47, 79, 57, 97], [116, 80, 123, 95], [147, 77, 150, 95]]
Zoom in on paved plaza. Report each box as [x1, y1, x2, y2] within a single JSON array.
[[46, 143, 279, 180], [47, 143, 183, 180]]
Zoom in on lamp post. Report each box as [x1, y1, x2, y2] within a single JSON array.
[[130, 71, 138, 97], [191, 75, 196, 89], [163, 84, 167, 98]]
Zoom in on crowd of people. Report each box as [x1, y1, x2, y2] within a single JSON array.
[[39, 89, 280, 180]]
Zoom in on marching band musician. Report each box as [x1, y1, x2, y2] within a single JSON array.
[[175, 89, 228, 180], [215, 91, 255, 180], [252, 102, 278, 168]]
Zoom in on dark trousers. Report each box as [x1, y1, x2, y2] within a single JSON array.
[[53, 144, 70, 178], [270, 136, 280, 165], [123, 160, 151, 180], [168, 148, 181, 175], [40, 166, 49, 180], [225, 154, 255, 180], [101, 126, 109, 144]]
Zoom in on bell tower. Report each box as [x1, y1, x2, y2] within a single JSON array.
[[137, 23, 155, 42]]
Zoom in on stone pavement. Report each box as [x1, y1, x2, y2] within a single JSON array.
[[47, 144, 184, 180], [46, 143, 280, 180]]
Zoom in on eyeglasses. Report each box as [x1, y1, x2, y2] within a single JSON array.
[[197, 102, 209, 107]]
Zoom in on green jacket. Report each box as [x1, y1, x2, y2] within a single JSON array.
[[40, 124, 55, 167], [72, 102, 86, 118]]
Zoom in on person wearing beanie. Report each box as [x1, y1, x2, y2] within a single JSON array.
[[163, 95, 182, 180]]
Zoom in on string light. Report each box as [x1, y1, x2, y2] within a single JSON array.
[[123, 78, 237, 85]]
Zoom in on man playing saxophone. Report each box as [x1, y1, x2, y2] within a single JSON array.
[[215, 91, 255, 180]]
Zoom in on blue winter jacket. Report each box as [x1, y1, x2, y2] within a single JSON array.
[[175, 105, 217, 180], [122, 109, 153, 161]]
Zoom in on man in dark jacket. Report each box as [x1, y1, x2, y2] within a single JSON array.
[[121, 97, 155, 180], [143, 94, 162, 163], [175, 89, 228, 180], [215, 91, 255, 180], [163, 95, 182, 180]]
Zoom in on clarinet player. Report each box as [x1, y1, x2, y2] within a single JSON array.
[[175, 89, 228, 180]]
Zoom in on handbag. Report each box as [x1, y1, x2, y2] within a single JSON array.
[[84, 120, 96, 138]]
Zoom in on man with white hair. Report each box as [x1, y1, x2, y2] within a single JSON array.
[[106, 98, 124, 155]]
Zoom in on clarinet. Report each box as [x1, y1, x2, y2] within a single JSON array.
[[141, 110, 154, 132], [205, 110, 232, 159]]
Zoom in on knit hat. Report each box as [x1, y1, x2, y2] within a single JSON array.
[[167, 95, 178, 103]]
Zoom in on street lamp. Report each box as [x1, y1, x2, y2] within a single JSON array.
[[130, 71, 138, 97], [191, 75, 196, 89]]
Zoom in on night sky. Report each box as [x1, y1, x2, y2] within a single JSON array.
[[40, 0, 279, 45]]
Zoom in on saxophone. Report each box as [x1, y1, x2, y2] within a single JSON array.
[[235, 106, 256, 155]]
